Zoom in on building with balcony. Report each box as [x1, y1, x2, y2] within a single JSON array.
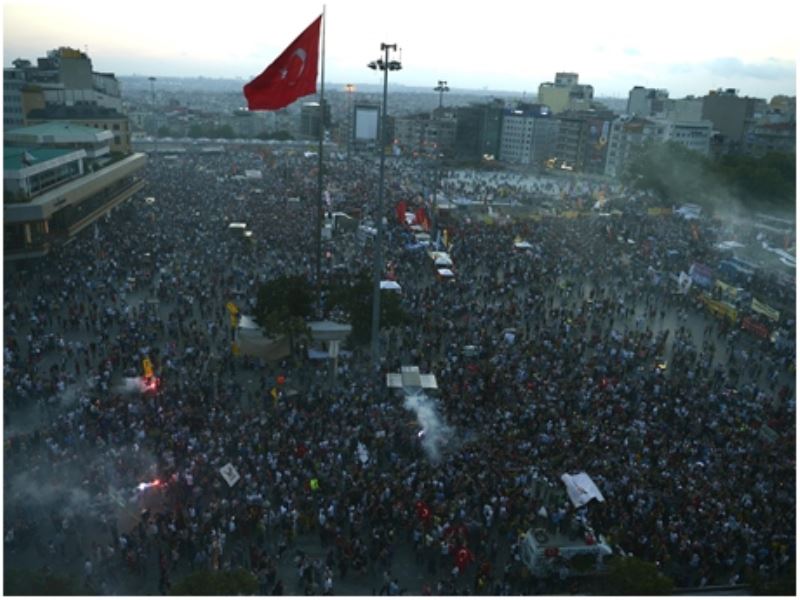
[[743, 121, 796, 157], [4, 123, 146, 260], [552, 110, 615, 174]]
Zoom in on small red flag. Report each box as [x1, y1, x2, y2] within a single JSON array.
[[396, 200, 407, 225], [244, 15, 321, 110]]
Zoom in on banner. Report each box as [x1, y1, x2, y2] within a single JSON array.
[[561, 472, 605, 508], [701, 294, 738, 323], [741, 316, 770, 339], [647, 207, 671, 216], [714, 279, 739, 299], [677, 271, 692, 294], [219, 463, 241, 487], [689, 262, 713, 288], [751, 298, 779, 322]]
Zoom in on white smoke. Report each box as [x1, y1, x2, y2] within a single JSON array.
[[117, 377, 146, 394], [403, 392, 453, 464]]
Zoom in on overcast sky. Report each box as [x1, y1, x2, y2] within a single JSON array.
[[3, 0, 797, 99]]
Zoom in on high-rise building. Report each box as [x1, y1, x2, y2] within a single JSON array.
[[553, 110, 615, 174], [394, 113, 457, 157], [3, 68, 27, 128], [453, 99, 505, 161], [701, 88, 764, 153], [626, 86, 669, 117], [537, 72, 594, 114], [499, 104, 558, 168], [604, 117, 665, 178], [299, 100, 331, 139], [7, 47, 124, 113]]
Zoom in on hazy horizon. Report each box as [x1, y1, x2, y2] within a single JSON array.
[[3, 0, 797, 100]]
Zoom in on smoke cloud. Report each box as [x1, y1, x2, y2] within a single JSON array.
[[403, 392, 453, 464]]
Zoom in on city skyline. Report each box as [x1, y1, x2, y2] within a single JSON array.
[[3, 0, 798, 100]]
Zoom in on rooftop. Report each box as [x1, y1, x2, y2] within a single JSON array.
[[3, 146, 80, 171], [27, 105, 127, 120], [5, 121, 114, 145]]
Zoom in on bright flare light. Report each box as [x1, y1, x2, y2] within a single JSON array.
[[137, 479, 161, 491]]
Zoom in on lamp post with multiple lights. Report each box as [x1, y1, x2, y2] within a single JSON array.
[[368, 44, 401, 364], [434, 80, 449, 109]]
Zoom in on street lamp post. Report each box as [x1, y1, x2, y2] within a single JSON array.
[[368, 44, 401, 365], [434, 80, 449, 109]]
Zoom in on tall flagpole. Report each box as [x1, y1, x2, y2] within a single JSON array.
[[315, 6, 326, 318]]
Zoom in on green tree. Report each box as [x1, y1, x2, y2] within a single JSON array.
[[622, 141, 710, 202], [254, 275, 313, 357], [188, 123, 204, 138], [215, 124, 236, 139], [257, 130, 294, 141], [4, 569, 89, 595], [156, 125, 171, 137], [750, 562, 795, 596], [604, 556, 674, 595], [170, 569, 258, 596], [327, 269, 406, 345]]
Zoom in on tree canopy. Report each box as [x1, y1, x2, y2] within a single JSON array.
[[326, 269, 406, 345], [170, 569, 258, 596], [623, 141, 795, 210], [4, 569, 89, 596], [254, 274, 313, 334], [604, 556, 674, 595]]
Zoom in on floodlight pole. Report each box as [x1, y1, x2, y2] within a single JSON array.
[[368, 43, 401, 365]]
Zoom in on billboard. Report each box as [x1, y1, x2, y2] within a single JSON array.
[[355, 105, 379, 141]]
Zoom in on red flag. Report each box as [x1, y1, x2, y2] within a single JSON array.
[[396, 200, 407, 225], [243, 15, 321, 110], [415, 207, 427, 227]]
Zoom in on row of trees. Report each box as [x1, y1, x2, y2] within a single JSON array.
[[622, 142, 796, 210]]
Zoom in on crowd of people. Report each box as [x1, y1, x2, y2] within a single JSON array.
[[3, 147, 795, 595]]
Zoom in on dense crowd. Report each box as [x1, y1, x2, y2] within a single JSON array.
[[3, 148, 795, 595]]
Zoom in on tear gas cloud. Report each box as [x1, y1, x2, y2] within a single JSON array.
[[403, 392, 453, 464]]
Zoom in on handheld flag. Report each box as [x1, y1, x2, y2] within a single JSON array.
[[142, 357, 154, 379], [243, 15, 322, 110]]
